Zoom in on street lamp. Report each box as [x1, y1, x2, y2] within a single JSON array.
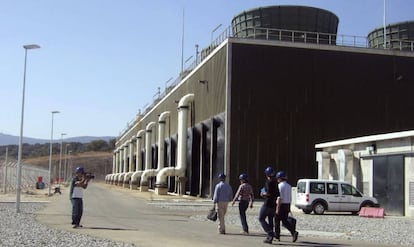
[[48, 110, 60, 196], [16, 44, 40, 213], [68, 150, 73, 180], [64, 144, 70, 182], [58, 133, 67, 185]]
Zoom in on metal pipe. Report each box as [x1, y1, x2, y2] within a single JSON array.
[[130, 130, 146, 189], [141, 111, 170, 189], [156, 94, 194, 190]]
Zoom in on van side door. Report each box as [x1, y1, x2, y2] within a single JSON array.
[[326, 182, 341, 211], [339, 183, 362, 212]]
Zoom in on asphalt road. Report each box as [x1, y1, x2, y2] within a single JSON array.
[[36, 182, 398, 247]]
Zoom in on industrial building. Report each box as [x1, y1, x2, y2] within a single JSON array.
[[105, 6, 414, 215]]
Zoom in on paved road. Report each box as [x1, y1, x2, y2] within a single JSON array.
[[36, 182, 397, 247]]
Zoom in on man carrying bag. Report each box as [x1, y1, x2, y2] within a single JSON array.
[[274, 171, 299, 242]]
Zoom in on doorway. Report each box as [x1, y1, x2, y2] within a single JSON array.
[[373, 155, 404, 216]]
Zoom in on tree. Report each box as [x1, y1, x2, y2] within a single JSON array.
[[86, 140, 110, 152]]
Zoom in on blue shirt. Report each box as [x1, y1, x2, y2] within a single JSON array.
[[213, 181, 233, 203]]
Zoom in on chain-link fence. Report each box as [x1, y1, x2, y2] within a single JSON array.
[[0, 161, 49, 194]]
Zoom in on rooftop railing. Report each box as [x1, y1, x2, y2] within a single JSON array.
[[117, 25, 414, 139]]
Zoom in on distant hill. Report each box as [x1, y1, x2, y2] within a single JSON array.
[[0, 133, 115, 146]]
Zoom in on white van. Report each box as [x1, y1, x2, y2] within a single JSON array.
[[295, 179, 379, 215]]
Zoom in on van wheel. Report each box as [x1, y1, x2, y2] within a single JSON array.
[[313, 202, 326, 215], [302, 209, 312, 214]]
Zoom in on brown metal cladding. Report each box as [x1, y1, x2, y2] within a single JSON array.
[[228, 41, 414, 189], [116, 46, 228, 159]]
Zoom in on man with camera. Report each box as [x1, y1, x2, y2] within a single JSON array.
[[70, 167, 92, 228]]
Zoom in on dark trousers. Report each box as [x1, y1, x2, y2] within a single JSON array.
[[71, 198, 83, 225], [258, 204, 275, 238], [274, 203, 295, 238], [238, 200, 249, 232]]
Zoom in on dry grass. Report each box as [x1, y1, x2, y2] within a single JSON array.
[[23, 151, 113, 181]]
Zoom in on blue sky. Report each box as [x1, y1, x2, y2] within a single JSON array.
[[1, 0, 413, 140]]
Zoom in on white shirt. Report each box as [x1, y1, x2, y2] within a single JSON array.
[[278, 180, 292, 204]]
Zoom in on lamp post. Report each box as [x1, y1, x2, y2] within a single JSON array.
[[64, 144, 70, 182], [68, 150, 73, 180], [48, 110, 60, 196], [16, 44, 40, 213], [58, 133, 67, 184]]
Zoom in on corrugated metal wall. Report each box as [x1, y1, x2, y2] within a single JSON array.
[[228, 42, 414, 191]]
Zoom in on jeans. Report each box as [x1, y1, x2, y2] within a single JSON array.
[[238, 200, 249, 232], [71, 198, 83, 225], [259, 204, 275, 238]]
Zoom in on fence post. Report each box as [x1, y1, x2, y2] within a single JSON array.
[[3, 165, 6, 194], [3, 147, 8, 193]]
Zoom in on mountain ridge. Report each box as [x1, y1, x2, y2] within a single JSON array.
[[0, 133, 115, 146]]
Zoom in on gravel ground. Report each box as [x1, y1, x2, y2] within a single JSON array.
[[1, 199, 414, 247], [0, 203, 136, 247]]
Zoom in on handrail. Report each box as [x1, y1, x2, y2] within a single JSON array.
[[117, 25, 414, 139]]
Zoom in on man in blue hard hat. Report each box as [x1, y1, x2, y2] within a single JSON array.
[[70, 166, 91, 228], [212, 173, 233, 234], [274, 171, 298, 242], [259, 166, 279, 244], [232, 173, 254, 234]]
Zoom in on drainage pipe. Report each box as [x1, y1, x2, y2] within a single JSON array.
[[118, 144, 128, 186], [130, 130, 145, 189], [106, 152, 117, 184], [129, 122, 155, 189], [123, 138, 136, 187], [141, 111, 170, 191], [144, 121, 156, 170], [156, 94, 194, 194], [110, 148, 120, 184]]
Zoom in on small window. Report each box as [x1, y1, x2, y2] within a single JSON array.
[[341, 184, 353, 195], [297, 182, 306, 193], [327, 183, 338, 194], [310, 182, 325, 194]]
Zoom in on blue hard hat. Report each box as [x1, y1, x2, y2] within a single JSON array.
[[276, 171, 287, 179], [218, 173, 226, 179], [264, 166, 274, 176], [239, 173, 248, 180], [75, 167, 84, 174]]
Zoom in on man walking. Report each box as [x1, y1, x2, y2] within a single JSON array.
[[259, 166, 279, 243], [212, 173, 233, 234], [274, 171, 299, 242], [232, 173, 254, 234]]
